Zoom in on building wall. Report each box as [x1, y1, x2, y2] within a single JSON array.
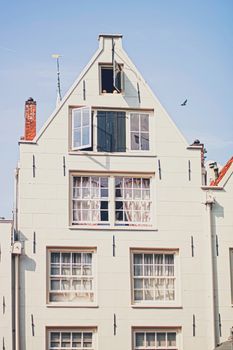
[[0, 220, 13, 350], [17, 35, 213, 349]]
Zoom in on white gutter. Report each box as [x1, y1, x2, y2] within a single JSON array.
[[205, 190, 219, 349], [13, 166, 20, 350]]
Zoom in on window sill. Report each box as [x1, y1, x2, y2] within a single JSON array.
[[69, 225, 157, 231], [131, 304, 183, 309], [46, 303, 99, 308], [69, 151, 157, 158]]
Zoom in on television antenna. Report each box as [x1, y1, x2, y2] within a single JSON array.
[[52, 54, 62, 105]]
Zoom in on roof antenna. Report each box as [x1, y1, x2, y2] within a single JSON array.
[[52, 54, 62, 106]]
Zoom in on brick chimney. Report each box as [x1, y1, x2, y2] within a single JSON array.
[[23, 97, 36, 141]]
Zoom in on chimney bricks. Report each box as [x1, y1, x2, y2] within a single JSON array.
[[24, 97, 36, 141]]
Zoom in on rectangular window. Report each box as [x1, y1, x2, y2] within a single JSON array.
[[133, 329, 178, 349], [130, 113, 149, 150], [132, 251, 176, 304], [48, 329, 95, 350], [100, 64, 122, 93], [115, 177, 151, 224], [71, 107, 152, 153], [48, 249, 96, 304], [72, 107, 92, 150], [72, 176, 109, 224], [71, 174, 153, 227], [97, 111, 126, 152]]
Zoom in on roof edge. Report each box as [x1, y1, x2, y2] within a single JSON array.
[[210, 156, 233, 187], [33, 45, 104, 143]]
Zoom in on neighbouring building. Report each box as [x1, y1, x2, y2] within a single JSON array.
[[0, 34, 232, 350]]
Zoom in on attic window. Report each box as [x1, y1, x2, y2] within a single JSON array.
[[100, 63, 122, 94]]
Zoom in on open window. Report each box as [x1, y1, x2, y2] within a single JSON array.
[[100, 63, 123, 93], [72, 107, 92, 150]]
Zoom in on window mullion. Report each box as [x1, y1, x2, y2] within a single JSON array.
[[109, 176, 115, 227]]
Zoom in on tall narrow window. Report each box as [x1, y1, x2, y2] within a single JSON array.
[[115, 177, 151, 225], [130, 113, 149, 150], [48, 329, 95, 350], [72, 176, 109, 224], [49, 250, 95, 303], [132, 252, 176, 303], [133, 329, 178, 349], [72, 107, 92, 150]]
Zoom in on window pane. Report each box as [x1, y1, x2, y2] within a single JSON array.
[[73, 110, 81, 128], [61, 332, 71, 347], [131, 132, 140, 150], [144, 254, 153, 264], [141, 132, 149, 150], [51, 280, 60, 290], [134, 278, 143, 289], [134, 254, 143, 264], [141, 114, 149, 131], [62, 253, 70, 263], [50, 332, 60, 347], [73, 253, 81, 264], [136, 332, 144, 347], [134, 290, 143, 300], [130, 114, 139, 131], [73, 129, 81, 148], [51, 253, 60, 263], [157, 333, 166, 346], [146, 333, 155, 346], [82, 110, 90, 126], [167, 332, 176, 346], [83, 126, 89, 145]]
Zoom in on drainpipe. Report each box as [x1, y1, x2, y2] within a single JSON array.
[[205, 190, 218, 349], [13, 166, 21, 350]]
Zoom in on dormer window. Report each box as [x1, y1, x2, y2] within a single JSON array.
[[100, 63, 123, 94]]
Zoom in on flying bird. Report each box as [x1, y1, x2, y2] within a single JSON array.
[[181, 99, 187, 106]]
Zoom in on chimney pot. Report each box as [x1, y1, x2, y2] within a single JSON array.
[[24, 98, 36, 141]]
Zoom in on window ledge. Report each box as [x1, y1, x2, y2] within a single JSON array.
[[69, 151, 157, 158], [131, 304, 183, 309], [69, 225, 157, 231], [46, 303, 99, 308]]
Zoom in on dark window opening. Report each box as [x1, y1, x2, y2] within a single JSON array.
[[101, 67, 114, 93], [100, 65, 122, 93]]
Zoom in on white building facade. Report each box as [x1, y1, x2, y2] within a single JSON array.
[[0, 34, 232, 350]]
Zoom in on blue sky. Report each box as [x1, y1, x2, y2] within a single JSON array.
[[0, 0, 233, 217]]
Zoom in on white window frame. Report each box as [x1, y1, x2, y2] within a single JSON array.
[[131, 249, 180, 307], [99, 64, 124, 94], [72, 175, 110, 225], [72, 106, 92, 150], [47, 248, 97, 306], [70, 173, 155, 229], [133, 328, 181, 350], [129, 113, 150, 151], [47, 328, 97, 350]]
